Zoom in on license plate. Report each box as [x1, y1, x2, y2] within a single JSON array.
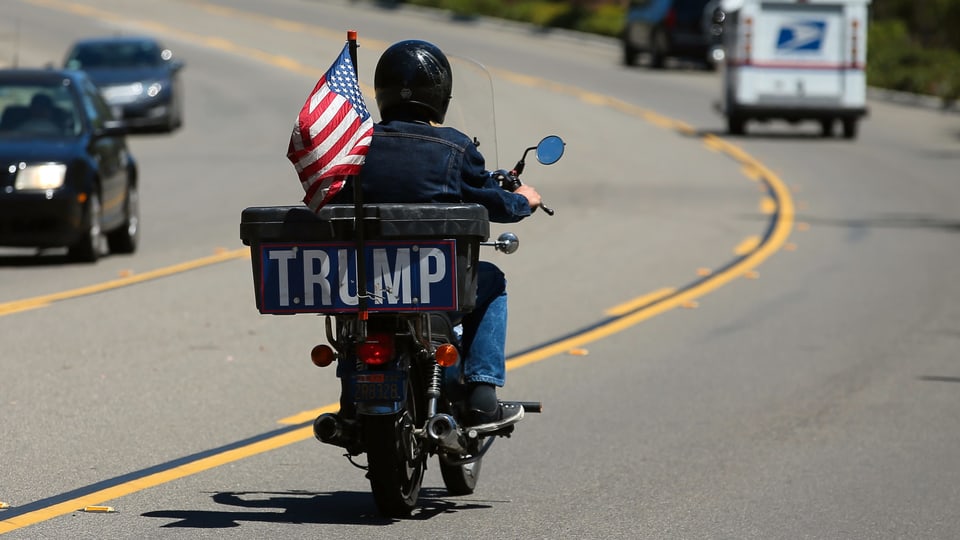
[[350, 371, 406, 402]]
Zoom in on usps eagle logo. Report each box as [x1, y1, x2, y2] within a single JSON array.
[[776, 21, 826, 52]]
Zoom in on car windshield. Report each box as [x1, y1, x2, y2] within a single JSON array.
[[66, 42, 163, 69], [0, 82, 82, 138]]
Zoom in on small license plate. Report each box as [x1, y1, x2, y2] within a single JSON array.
[[350, 371, 406, 402]]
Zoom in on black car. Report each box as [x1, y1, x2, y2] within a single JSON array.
[[622, 0, 725, 69], [0, 68, 139, 262], [64, 36, 185, 133]]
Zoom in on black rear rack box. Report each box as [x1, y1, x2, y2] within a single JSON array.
[[240, 203, 490, 314]]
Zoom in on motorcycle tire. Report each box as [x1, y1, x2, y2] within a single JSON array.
[[440, 455, 481, 496], [363, 380, 426, 517]]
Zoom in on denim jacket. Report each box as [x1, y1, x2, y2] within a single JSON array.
[[330, 120, 531, 223]]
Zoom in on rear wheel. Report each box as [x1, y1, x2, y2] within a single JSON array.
[[650, 29, 667, 69], [842, 118, 858, 139], [107, 183, 139, 254], [364, 378, 426, 517], [622, 38, 639, 67], [440, 455, 482, 496], [727, 114, 746, 136], [820, 119, 835, 137]]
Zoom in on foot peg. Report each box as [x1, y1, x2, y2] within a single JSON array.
[[466, 402, 526, 436]]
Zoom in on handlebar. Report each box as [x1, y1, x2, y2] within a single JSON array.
[[491, 135, 564, 217], [492, 169, 555, 216]]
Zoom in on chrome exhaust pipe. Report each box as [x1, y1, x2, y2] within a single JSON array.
[[313, 413, 356, 449], [426, 413, 467, 453]]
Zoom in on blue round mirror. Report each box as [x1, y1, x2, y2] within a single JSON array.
[[535, 135, 565, 165]]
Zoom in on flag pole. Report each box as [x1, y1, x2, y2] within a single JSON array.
[[346, 30, 369, 322]]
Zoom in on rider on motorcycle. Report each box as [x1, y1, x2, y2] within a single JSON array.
[[330, 39, 542, 426]]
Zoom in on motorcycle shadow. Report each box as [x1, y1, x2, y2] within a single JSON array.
[[141, 488, 495, 527]]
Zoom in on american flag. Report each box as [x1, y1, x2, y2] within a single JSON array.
[[287, 43, 374, 212]]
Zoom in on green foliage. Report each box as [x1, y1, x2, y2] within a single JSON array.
[[405, 0, 625, 36], [868, 15, 960, 102], [407, 0, 503, 17], [871, 0, 960, 50], [574, 4, 626, 37]]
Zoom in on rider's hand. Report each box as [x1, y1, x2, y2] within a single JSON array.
[[515, 184, 542, 211]]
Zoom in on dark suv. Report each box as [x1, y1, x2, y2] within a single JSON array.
[[622, 0, 725, 69]]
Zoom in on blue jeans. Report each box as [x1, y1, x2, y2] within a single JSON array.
[[456, 261, 508, 387]]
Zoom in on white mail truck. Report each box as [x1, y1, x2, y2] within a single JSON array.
[[717, 0, 870, 138]]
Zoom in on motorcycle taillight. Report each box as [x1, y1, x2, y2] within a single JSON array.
[[357, 333, 394, 366]]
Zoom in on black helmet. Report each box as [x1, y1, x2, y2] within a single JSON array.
[[374, 40, 452, 124]]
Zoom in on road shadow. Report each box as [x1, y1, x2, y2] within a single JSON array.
[[694, 127, 845, 141], [622, 55, 718, 72], [0, 246, 131, 266], [791, 213, 960, 234], [0, 250, 73, 267], [141, 488, 494, 528], [918, 375, 960, 384]]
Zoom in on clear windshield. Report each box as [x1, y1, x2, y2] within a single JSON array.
[[65, 42, 164, 70], [444, 55, 498, 169], [0, 83, 81, 138]]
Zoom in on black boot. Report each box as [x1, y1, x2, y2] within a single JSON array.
[[466, 383, 500, 426]]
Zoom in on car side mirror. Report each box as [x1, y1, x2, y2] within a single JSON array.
[[95, 120, 130, 138]]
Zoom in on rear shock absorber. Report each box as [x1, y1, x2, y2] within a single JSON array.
[[426, 360, 443, 418]]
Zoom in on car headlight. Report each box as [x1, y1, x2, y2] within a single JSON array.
[[15, 163, 67, 190]]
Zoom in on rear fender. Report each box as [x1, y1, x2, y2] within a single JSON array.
[[358, 401, 404, 415]]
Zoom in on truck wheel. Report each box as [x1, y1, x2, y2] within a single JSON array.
[[842, 119, 858, 139], [650, 30, 667, 69], [820, 119, 835, 137], [623, 39, 639, 67], [728, 115, 746, 136]]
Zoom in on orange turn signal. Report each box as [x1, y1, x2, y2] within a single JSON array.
[[435, 343, 459, 368], [311, 344, 336, 367]]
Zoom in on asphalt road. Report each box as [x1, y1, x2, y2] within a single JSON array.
[[2, 1, 959, 538]]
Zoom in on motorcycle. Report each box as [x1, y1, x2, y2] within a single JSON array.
[[239, 54, 564, 517]]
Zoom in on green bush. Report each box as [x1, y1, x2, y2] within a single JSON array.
[[406, 0, 625, 34], [575, 4, 626, 37], [868, 19, 960, 103]]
